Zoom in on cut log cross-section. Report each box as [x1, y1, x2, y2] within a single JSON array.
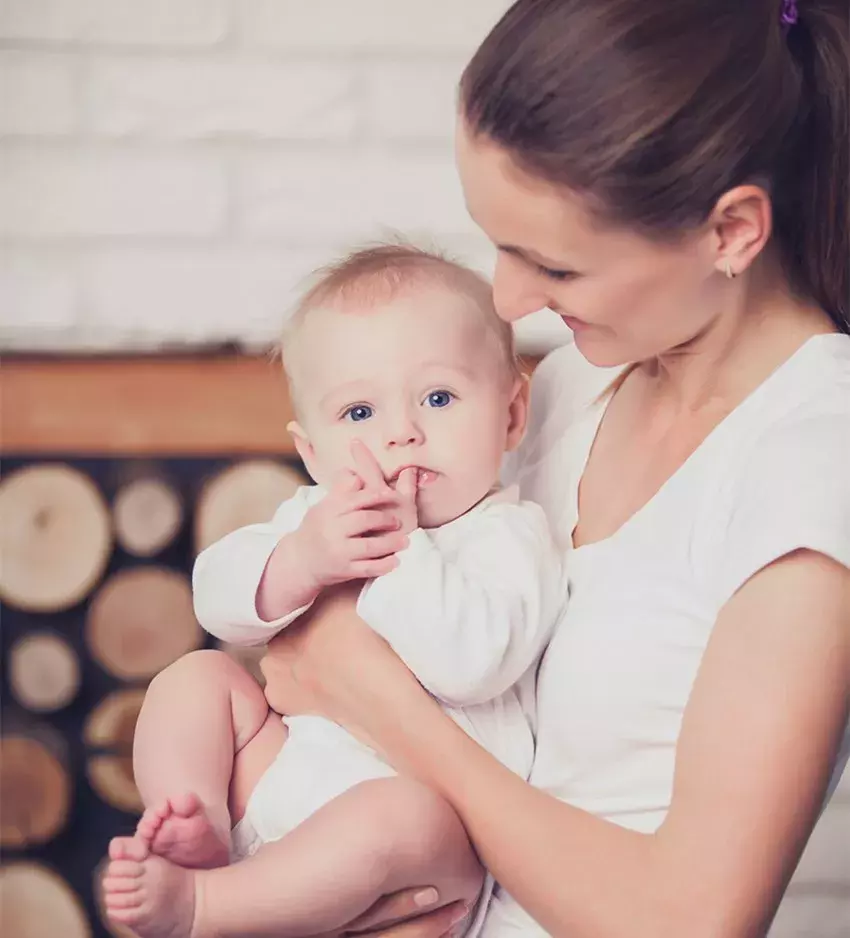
[[0, 464, 112, 612], [0, 729, 71, 848], [9, 631, 81, 713], [113, 472, 183, 558], [0, 862, 91, 938], [85, 567, 203, 680], [84, 689, 147, 814], [195, 460, 308, 686], [194, 459, 308, 554]]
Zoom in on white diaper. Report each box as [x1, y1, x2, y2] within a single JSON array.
[[228, 713, 492, 938], [230, 714, 396, 860], [230, 813, 263, 862]]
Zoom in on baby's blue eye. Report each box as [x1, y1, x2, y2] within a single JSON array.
[[344, 405, 373, 422], [426, 390, 454, 409]]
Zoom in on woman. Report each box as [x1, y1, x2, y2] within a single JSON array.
[[109, 1, 846, 935], [261, 1, 850, 935]]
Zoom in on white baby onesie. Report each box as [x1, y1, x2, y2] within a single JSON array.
[[193, 483, 565, 934]]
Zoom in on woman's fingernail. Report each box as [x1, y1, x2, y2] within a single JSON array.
[[414, 888, 439, 908]]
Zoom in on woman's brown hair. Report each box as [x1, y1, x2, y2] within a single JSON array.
[[460, 0, 849, 333]]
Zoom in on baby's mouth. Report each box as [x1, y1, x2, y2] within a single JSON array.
[[388, 466, 438, 487]]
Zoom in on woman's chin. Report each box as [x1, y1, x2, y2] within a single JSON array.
[[571, 331, 633, 369]]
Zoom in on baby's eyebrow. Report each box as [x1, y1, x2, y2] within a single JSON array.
[[418, 361, 477, 380], [319, 381, 373, 409]]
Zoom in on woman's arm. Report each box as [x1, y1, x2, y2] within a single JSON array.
[[272, 550, 849, 938]]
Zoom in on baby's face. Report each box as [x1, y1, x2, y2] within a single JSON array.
[[287, 283, 525, 527]]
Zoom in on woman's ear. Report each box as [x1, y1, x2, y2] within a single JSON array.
[[287, 421, 317, 481], [710, 184, 773, 278], [505, 375, 530, 452]]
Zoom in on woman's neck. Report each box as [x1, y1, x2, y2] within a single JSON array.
[[643, 270, 835, 415]]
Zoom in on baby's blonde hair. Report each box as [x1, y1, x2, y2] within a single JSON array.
[[280, 241, 520, 391]]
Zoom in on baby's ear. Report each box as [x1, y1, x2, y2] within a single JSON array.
[[505, 374, 530, 452], [286, 421, 317, 478]]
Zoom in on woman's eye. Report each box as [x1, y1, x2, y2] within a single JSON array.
[[425, 390, 454, 408], [343, 405, 373, 422], [538, 265, 574, 282]]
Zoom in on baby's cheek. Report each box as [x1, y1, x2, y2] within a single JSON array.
[[310, 439, 360, 488]]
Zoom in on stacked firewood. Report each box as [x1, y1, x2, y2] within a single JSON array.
[[0, 457, 308, 938]]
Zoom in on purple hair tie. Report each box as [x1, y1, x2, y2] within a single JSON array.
[[780, 0, 799, 28]]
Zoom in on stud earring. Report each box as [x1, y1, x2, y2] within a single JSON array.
[[724, 258, 735, 280]]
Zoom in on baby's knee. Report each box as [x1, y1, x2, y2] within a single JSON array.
[[148, 648, 231, 689], [143, 649, 267, 726], [149, 649, 261, 697]]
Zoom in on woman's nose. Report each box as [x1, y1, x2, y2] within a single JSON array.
[[492, 254, 551, 323]]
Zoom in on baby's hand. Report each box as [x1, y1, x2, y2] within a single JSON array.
[[392, 466, 419, 535], [351, 439, 419, 535], [296, 469, 408, 589]]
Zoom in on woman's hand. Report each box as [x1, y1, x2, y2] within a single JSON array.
[[259, 580, 427, 747], [340, 889, 471, 938]]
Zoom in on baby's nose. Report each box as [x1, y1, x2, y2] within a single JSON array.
[[385, 414, 424, 447]]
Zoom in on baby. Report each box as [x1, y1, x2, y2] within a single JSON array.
[[103, 244, 564, 938]]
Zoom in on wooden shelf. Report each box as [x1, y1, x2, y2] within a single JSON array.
[[1, 354, 297, 455], [1, 352, 540, 456]]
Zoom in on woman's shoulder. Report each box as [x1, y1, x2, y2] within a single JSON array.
[[713, 334, 850, 509], [705, 334, 850, 604], [744, 333, 850, 448]]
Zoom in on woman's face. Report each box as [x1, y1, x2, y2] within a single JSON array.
[[456, 122, 725, 367]]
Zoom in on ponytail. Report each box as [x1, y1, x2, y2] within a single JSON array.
[[778, 1, 849, 332]]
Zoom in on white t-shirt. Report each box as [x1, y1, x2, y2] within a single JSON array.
[[485, 333, 850, 935]]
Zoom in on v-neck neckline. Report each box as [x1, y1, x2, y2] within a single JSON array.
[[568, 333, 839, 554]]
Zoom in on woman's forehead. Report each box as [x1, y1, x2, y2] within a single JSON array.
[[456, 126, 695, 269], [456, 126, 601, 256]]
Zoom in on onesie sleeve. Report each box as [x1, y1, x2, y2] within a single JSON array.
[[357, 500, 564, 708], [192, 485, 319, 645], [713, 411, 850, 606]]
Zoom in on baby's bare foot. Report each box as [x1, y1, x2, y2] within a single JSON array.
[[102, 836, 196, 938], [137, 793, 230, 869]]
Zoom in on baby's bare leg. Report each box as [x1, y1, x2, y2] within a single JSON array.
[[192, 776, 485, 938], [132, 649, 281, 868]]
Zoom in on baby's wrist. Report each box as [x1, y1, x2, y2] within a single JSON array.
[[285, 529, 325, 600], [256, 531, 321, 621]]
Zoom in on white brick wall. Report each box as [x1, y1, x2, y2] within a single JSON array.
[[237, 0, 508, 52], [0, 52, 76, 134], [0, 147, 227, 237], [83, 59, 358, 139], [0, 0, 230, 46], [0, 0, 570, 353]]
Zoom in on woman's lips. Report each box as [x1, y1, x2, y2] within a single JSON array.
[[560, 314, 590, 331]]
